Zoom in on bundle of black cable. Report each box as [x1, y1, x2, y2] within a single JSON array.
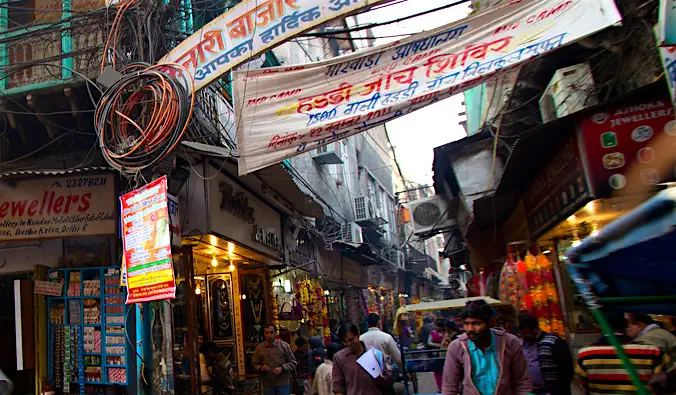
[[96, 63, 194, 174]]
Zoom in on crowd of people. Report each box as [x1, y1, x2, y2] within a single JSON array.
[[195, 300, 676, 395]]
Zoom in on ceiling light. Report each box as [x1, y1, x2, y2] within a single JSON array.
[[591, 229, 599, 237], [585, 201, 596, 214], [229, 262, 235, 271], [568, 214, 577, 222], [572, 239, 581, 247], [543, 249, 552, 255], [211, 257, 218, 267], [195, 284, 201, 295], [228, 242, 235, 254]]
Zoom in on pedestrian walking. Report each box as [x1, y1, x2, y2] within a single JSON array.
[[360, 313, 402, 366], [333, 323, 391, 395], [294, 337, 311, 395], [576, 313, 669, 394], [518, 313, 573, 395], [441, 319, 459, 349], [441, 299, 532, 395], [312, 343, 342, 395], [252, 325, 298, 395], [418, 317, 434, 346]]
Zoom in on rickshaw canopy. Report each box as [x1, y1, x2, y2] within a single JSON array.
[[395, 296, 502, 323]]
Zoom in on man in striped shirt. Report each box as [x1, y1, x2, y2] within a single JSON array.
[[575, 313, 670, 394]]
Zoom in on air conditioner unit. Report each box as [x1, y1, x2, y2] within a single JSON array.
[[407, 196, 455, 235], [539, 63, 597, 123], [340, 222, 363, 244], [354, 196, 386, 225], [311, 142, 345, 165]]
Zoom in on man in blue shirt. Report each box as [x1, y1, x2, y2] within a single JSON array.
[[442, 300, 531, 395]]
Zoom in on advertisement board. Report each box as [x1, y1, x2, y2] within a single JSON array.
[[0, 173, 116, 241], [120, 176, 176, 304], [580, 93, 676, 198], [233, 0, 622, 174], [160, 0, 389, 92]]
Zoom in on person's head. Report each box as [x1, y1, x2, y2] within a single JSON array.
[[423, 317, 433, 324], [295, 337, 307, 350], [435, 319, 446, 332], [330, 319, 338, 329], [367, 313, 380, 328], [446, 319, 457, 333], [200, 341, 220, 361], [263, 325, 277, 343], [607, 312, 629, 334], [461, 300, 495, 341], [339, 323, 361, 354], [518, 313, 541, 343], [626, 313, 655, 338], [326, 343, 342, 361]]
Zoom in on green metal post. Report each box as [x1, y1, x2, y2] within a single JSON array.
[[0, 0, 8, 90], [590, 308, 650, 395], [61, 0, 73, 80], [598, 295, 676, 304]]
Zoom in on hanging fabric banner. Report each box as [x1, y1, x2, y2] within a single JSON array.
[[233, 0, 622, 175], [120, 176, 176, 304], [160, 0, 389, 92]]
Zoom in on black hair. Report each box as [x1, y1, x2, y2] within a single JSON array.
[[367, 313, 380, 327], [434, 319, 446, 329], [423, 317, 433, 324], [461, 300, 494, 324], [330, 319, 338, 327], [607, 312, 629, 332], [295, 337, 307, 347], [630, 314, 655, 326], [518, 313, 539, 330], [263, 324, 276, 331], [326, 343, 343, 361], [338, 322, 360, 340], [200, 341, 219, 355], [446, 319, 457, 331]]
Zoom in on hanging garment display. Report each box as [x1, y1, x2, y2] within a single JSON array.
[[498, 254, 527, 312], [537, 253, 565, 337]]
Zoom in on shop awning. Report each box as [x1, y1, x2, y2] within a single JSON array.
[[0, 166, 113, 178], [565, 187, 676, 314]]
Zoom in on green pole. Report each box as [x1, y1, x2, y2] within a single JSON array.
[[590, 308, 650, 395], [598, 295, 676, 304]]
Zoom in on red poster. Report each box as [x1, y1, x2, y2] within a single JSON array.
[[120, 176, 176, 304], [580, 95, 676, 197]]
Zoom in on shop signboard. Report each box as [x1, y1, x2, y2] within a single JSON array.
[[523, 135, 590, 238], [658, 0, 676, 45], [159, 0, 390, 93], [120, 176, 176, 304], [34, 280, 62, 296], [167, 194, 181, 248], [233, 0, 622, 175], [658, 45, 676, 106], [580, 93, 676, 198], [342, 258, 365, 287], [0, 173, 116, 241], [208, 168, 283, 259]]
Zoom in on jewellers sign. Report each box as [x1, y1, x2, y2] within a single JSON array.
[[0, 174, 116, 241], [209, 168, 283, 258]]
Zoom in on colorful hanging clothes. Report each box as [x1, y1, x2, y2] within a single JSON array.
[[537, 253, 565, 338], [498, 254, 527, 312]]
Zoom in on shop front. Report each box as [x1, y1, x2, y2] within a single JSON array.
[[365, 267, 398, 333], [173, 163, 288, 394], [483, 83, 676, 344], [0, 171, 124, 395]]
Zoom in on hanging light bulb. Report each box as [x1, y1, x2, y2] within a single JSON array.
[[229, 262, 235, 271], [241, 294, 247, 300], [211, 257, 218, 267], [195, 284, 202, 295], [591, 224, 599, 237], [323, 290, 329, 296]]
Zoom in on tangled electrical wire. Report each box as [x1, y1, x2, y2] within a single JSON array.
[[95, 62, 195, 174]]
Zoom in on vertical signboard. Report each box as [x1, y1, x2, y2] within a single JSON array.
[[120, 177, 176, 304]]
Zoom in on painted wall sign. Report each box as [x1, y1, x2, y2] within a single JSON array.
[[120, 176, 176, 304], [167, 194, 182, 248], [159, 0, 389, 92], [0, 174, 115, 241], [580, 93, 676, 197], [658, 45, 676, 105], [233, 0, 622, 175]]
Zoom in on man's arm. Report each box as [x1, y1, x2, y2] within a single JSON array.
[[332, 355, 346, 395], [509, 338, 533, 395], [554, 338, 575, 385], [441, 342, 463, 395], [282, 342, 298, 373], [252, 345, 263, 372], [574, 355, 589, 393], [214, 358, 235, 391]]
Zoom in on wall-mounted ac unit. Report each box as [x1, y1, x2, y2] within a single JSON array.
[[407, 196, 455, 235], [311, 142, 345, 165], [354, 196, 386, 225], [539, 63, 597, 123], [340, 222, 363, 244]]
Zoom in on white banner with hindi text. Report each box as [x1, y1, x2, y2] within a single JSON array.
[[233, 0, 622, 175], [160, 0, 389, 92]]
